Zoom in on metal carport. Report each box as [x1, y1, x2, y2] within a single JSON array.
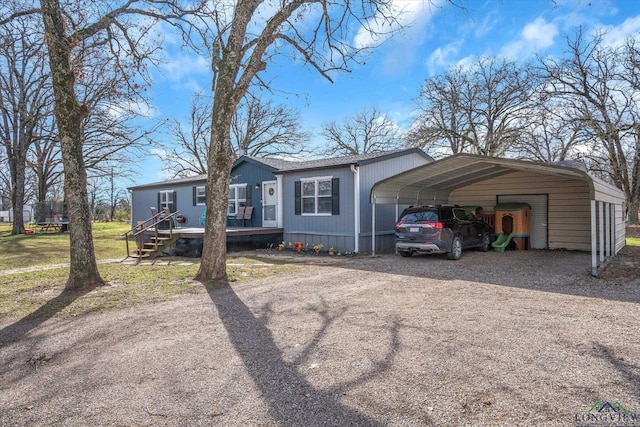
[[369, 154, 626, 276]]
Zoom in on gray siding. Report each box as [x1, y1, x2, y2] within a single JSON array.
[[359, 154, 431, 252], [283, 168, 356, 252], [282, 152, 431, 254]]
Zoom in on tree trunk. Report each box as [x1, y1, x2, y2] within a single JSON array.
[[10, 163, 26, 235], [40, 0, 104, 290], [629, 200, 639, 223], [195, 117, 234, 284]]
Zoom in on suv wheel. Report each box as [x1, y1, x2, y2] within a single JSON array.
[[447, 236, 462, 260], [480, 232, 491, 252], [399, 250, 413, 258]]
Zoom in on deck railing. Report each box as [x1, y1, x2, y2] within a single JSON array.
[[123, 209, 181, 258]]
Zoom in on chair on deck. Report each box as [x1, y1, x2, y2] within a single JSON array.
[[234, 206, 245, 226], [242, 206, 254, 227]]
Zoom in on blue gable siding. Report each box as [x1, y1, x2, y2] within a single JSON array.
[[129, 157, 279, 228], [130, 178, 207, 227], [229, 160, 279, 226]]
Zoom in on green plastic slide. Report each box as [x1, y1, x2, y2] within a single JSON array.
[[492, 233, 513, 253]]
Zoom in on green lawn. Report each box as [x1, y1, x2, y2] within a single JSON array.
[[0, 222, 131, 270], [627, 237, 640, 246], [0, 221, 299, 320]]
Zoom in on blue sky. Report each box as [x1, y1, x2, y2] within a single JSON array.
[[130, 0, 640, 186]]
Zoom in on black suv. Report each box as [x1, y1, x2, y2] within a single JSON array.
[[395, 205, 494, 260]]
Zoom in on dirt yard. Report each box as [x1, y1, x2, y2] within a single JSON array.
[[1, 247, 639, 426]]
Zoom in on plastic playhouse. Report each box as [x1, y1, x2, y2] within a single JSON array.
[[492, 203, 531, 252]]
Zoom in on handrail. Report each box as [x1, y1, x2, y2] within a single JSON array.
[[123, 210, 181, 258]]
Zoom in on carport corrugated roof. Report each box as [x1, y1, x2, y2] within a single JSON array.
[[370, 153, 625, 205]]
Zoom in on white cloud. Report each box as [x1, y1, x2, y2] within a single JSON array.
[[105, 100, 156, 120], [160, 52, 210, 82], [353, 0, 445, 49], [501, 17, 559, 60], [599, 15, 640, 46], [426, 41, 462, 75]]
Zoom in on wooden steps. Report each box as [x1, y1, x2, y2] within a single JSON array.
[[123, 210, 182, 263]]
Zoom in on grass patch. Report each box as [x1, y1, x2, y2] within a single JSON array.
[[627, 237, 640, 247], [0, 222, 301, 321], [0, 222, 130, 270], [0, 257, 300, 320]]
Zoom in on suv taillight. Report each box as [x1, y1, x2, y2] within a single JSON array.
[[428, 221, 444, 229], [394, 221, 403, 228]]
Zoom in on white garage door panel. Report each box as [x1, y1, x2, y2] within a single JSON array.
[[497, 194, 548, 249]]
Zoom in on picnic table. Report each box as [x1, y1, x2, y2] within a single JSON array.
[[37, 220, 69, 232]]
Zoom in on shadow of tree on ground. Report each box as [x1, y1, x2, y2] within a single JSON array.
[[0, 287, 95, 345], [594, 343, 640, 400], [205, 280, 411, 426]]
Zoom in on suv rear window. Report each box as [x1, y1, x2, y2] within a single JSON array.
[[400, 210, 439, 223]]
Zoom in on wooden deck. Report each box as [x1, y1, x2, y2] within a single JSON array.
[[171, 227, 284, 239], [172, 226, 284, 252]]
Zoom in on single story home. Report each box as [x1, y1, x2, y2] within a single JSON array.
[[127, 148, 434, 253], [369, 154, 626, 275]]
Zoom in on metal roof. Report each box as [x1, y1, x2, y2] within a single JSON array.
[[129, 149, 433, 190], [370, 154, 625, 205], [264, 148, 433, 173]]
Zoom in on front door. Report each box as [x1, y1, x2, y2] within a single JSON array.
[[262, 181, 277, 227]]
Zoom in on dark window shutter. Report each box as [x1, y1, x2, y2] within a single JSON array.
[[331, 178, 340, 215], [245, 184, 252, 206], [294, 181, 301, 215], [192, 187, 197, 206], [172, 191, 177, 212], [157, 192, 161, 211]]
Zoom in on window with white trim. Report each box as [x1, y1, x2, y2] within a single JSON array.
[[228, 184, 247, 215], [195, 186, 206, 205], [159, 190, 174, 210], [302, 177, 332, 215]]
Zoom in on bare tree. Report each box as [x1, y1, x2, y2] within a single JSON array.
[[194, 1, 409, 282], [320, 107, 405, 156], [408, 68, 472, 156], [32, 0, 189, 289], [161, 92, 309, 178], [28, 118, 62, 203], [621, 36, 640, 222], [539, 29, 640, 222], [513, 98, 584, 162], [0, 146, 10, 207], [410, 56, 538, 157], [0, 14, 53, 234], [232, 95, 309, 158], [160, 92, 210, 177]]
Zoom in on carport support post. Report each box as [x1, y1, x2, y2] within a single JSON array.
[[605, 202, 611, 259], [371, 202, 376, 256], [610, 203, 615, 256], [591, 200, 597, 276], [599, 201, 605, 264]]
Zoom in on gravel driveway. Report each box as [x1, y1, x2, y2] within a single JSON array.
[[1, 249, 639, 426]]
